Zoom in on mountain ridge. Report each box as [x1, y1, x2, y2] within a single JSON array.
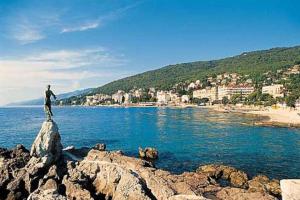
[[7, 88, 93, 106], [90, 45, 300, 95], [40, 45, 300, 104]]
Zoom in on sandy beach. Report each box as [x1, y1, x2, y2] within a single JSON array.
[[210, 105, 300, 128]]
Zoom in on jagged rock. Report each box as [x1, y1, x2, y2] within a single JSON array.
[[62, 176, 95, 200], [196, 164, 222, 178], [248, 175, 281, 196], [30, 121, 63, 165], [216, 187, 277, 200], [75, 149, 212, 200], [0, 144, 282, 200], [138, 147, 158, 159], [168, 195, 209, 200], [28, 178, 62, 200], [0, 145, 31, 199], [266, 179, 281, 196], [63, 146, 90, 161], [93, 143, 106, 151], [28, 178, 66, 200], [28, 190, 66, 200], [229, 171, 248, 188], [196, 165, 248, 188]]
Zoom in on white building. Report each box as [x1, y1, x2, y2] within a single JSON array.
[[217, 85, 255, 100], [169, 92, 181, 104], [124, 93, 132, 104], [148, 87, 156, 98], [156, 91, 171, 104], [188, 82, 196, 90], [133, 89, 144, 98], [112, 90, 125, 103], [262, 84, 284, 98], [181, 95, 190, 103], [85, 94, 111, 105], [193, 87, 217, 101]]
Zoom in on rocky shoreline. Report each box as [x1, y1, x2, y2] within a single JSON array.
[[0, 121, 282, 200]]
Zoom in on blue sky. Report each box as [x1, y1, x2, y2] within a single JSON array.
[[0, 0, 299, 105]]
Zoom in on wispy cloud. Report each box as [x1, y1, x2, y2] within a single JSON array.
[[0, 47, 128, 105], [1, 47, 125, 70], [12, 21, 45, 44], [61, 21, 100, 33], [8, 12, 60, 44], [60, 2, 141, 34]]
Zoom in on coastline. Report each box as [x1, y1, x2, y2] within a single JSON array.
[[3, 104, 300, 128], [0, 143, 282, 200], [209, 105, 300, 128]]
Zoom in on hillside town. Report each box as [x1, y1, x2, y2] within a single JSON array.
[[63, 64, 300, 110]]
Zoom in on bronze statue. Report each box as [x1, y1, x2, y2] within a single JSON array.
[[44, 85, 56, 121]]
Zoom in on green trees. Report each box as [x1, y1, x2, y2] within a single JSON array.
[[222, 96, 229, 105], [286, 95, 297, 108], [62, 45, 300, 106], [231, 94, 243, 104], [245, 91, 277, 106], [90, 46, 300, 96]]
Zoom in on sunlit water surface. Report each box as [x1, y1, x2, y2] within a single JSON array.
[[0, 106, 299, 179]]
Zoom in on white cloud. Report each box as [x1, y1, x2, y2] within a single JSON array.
[[0, 48, 127, 105], [60, 2, 141, 34], [61, 21, 100, 33], [12, 22, 45, 44]]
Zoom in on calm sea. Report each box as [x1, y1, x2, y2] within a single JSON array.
[[0, 106, 299, 179]]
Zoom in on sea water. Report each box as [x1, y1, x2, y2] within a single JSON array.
[[0, 106, 299, 179]]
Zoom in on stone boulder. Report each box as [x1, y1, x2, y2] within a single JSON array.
[[0, 145, 31, 198], [30, 121, 63, 165], [139, 147, 158, 159], [0, 143, 282, 200], [216, 187, 277, 200], [93, 143, 106, 151], [196, 165, 248, 188], [229, 171, 248, 188], [248, 175, 281, 196], [28, 178, 66, 200]]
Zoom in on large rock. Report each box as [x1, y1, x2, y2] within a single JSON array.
[[30, 121, 63, 165], [248, 175, 281, 196], [138, 147, 158, 159], [216, 187, 277, 200], [28, 178, 66, 200], [0, 143, 282, 200], [196, 165, 248, 188], [0, 145, 31, 199], [65, 149, 213, 200]]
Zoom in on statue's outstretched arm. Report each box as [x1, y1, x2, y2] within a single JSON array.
[[51, 91, 57, 100]]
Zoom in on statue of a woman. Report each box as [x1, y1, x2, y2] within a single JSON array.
[[45, 85, 56, 121]]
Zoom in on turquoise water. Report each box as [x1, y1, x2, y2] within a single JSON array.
[[0, 106, 299, 179]]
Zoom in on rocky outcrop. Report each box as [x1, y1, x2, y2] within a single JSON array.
[[0, 117, 283, 200], [139, 147, 158, 159], [216, 187, 276, 200], [196, 164, 281, 199], [93, 143, 106, 151], [0, 144, 282, 200], [248, 175, 281, 197], [197, 164, 248, 188], [30, 121, 63, 165]]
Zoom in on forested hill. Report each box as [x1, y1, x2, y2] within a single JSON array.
[[91, 46, 300, 95]]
